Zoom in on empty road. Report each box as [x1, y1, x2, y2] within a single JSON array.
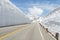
[[0, 22, 56, 40]]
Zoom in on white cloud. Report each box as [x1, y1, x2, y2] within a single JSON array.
[[28, 6, 43, 16], [26, 14, 34, 20], [27, 6, 43, 20], [39, 4, 58, 10]]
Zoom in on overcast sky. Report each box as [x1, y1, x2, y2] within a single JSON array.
[[10, 0, 60, 17]]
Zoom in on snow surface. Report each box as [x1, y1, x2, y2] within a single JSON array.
[[41, 7, 60, 34], [0, 0, 31, 26]]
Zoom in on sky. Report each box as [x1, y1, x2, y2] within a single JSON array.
[[10, 0, 60, 19]]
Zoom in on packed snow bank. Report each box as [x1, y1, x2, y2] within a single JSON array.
[[0, 0, 31, 26], [41, 7, 60, 34]]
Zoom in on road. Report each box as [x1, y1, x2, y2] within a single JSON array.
[[0, 22, 56, 40]]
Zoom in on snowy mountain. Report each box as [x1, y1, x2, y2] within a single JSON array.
[[41, 7, 60, 33], [0, 0, 31, 26]]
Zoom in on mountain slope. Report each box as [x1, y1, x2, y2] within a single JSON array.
[[41, 7, 60, 33]]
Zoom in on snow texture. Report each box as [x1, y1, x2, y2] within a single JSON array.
[[41, 7, 60, 33], [0, 0, 31, 26]]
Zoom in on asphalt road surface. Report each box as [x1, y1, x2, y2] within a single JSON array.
[[0, 22, 56, 40]]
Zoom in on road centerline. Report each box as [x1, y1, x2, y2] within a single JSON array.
[[0, 25, 29, 40]]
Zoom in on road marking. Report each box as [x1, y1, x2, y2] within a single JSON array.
[[0, 25, 29, 40], [38, 25, 45, 40]]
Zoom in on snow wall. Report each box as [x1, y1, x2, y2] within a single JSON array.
[[0, 0, 31, 26]]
